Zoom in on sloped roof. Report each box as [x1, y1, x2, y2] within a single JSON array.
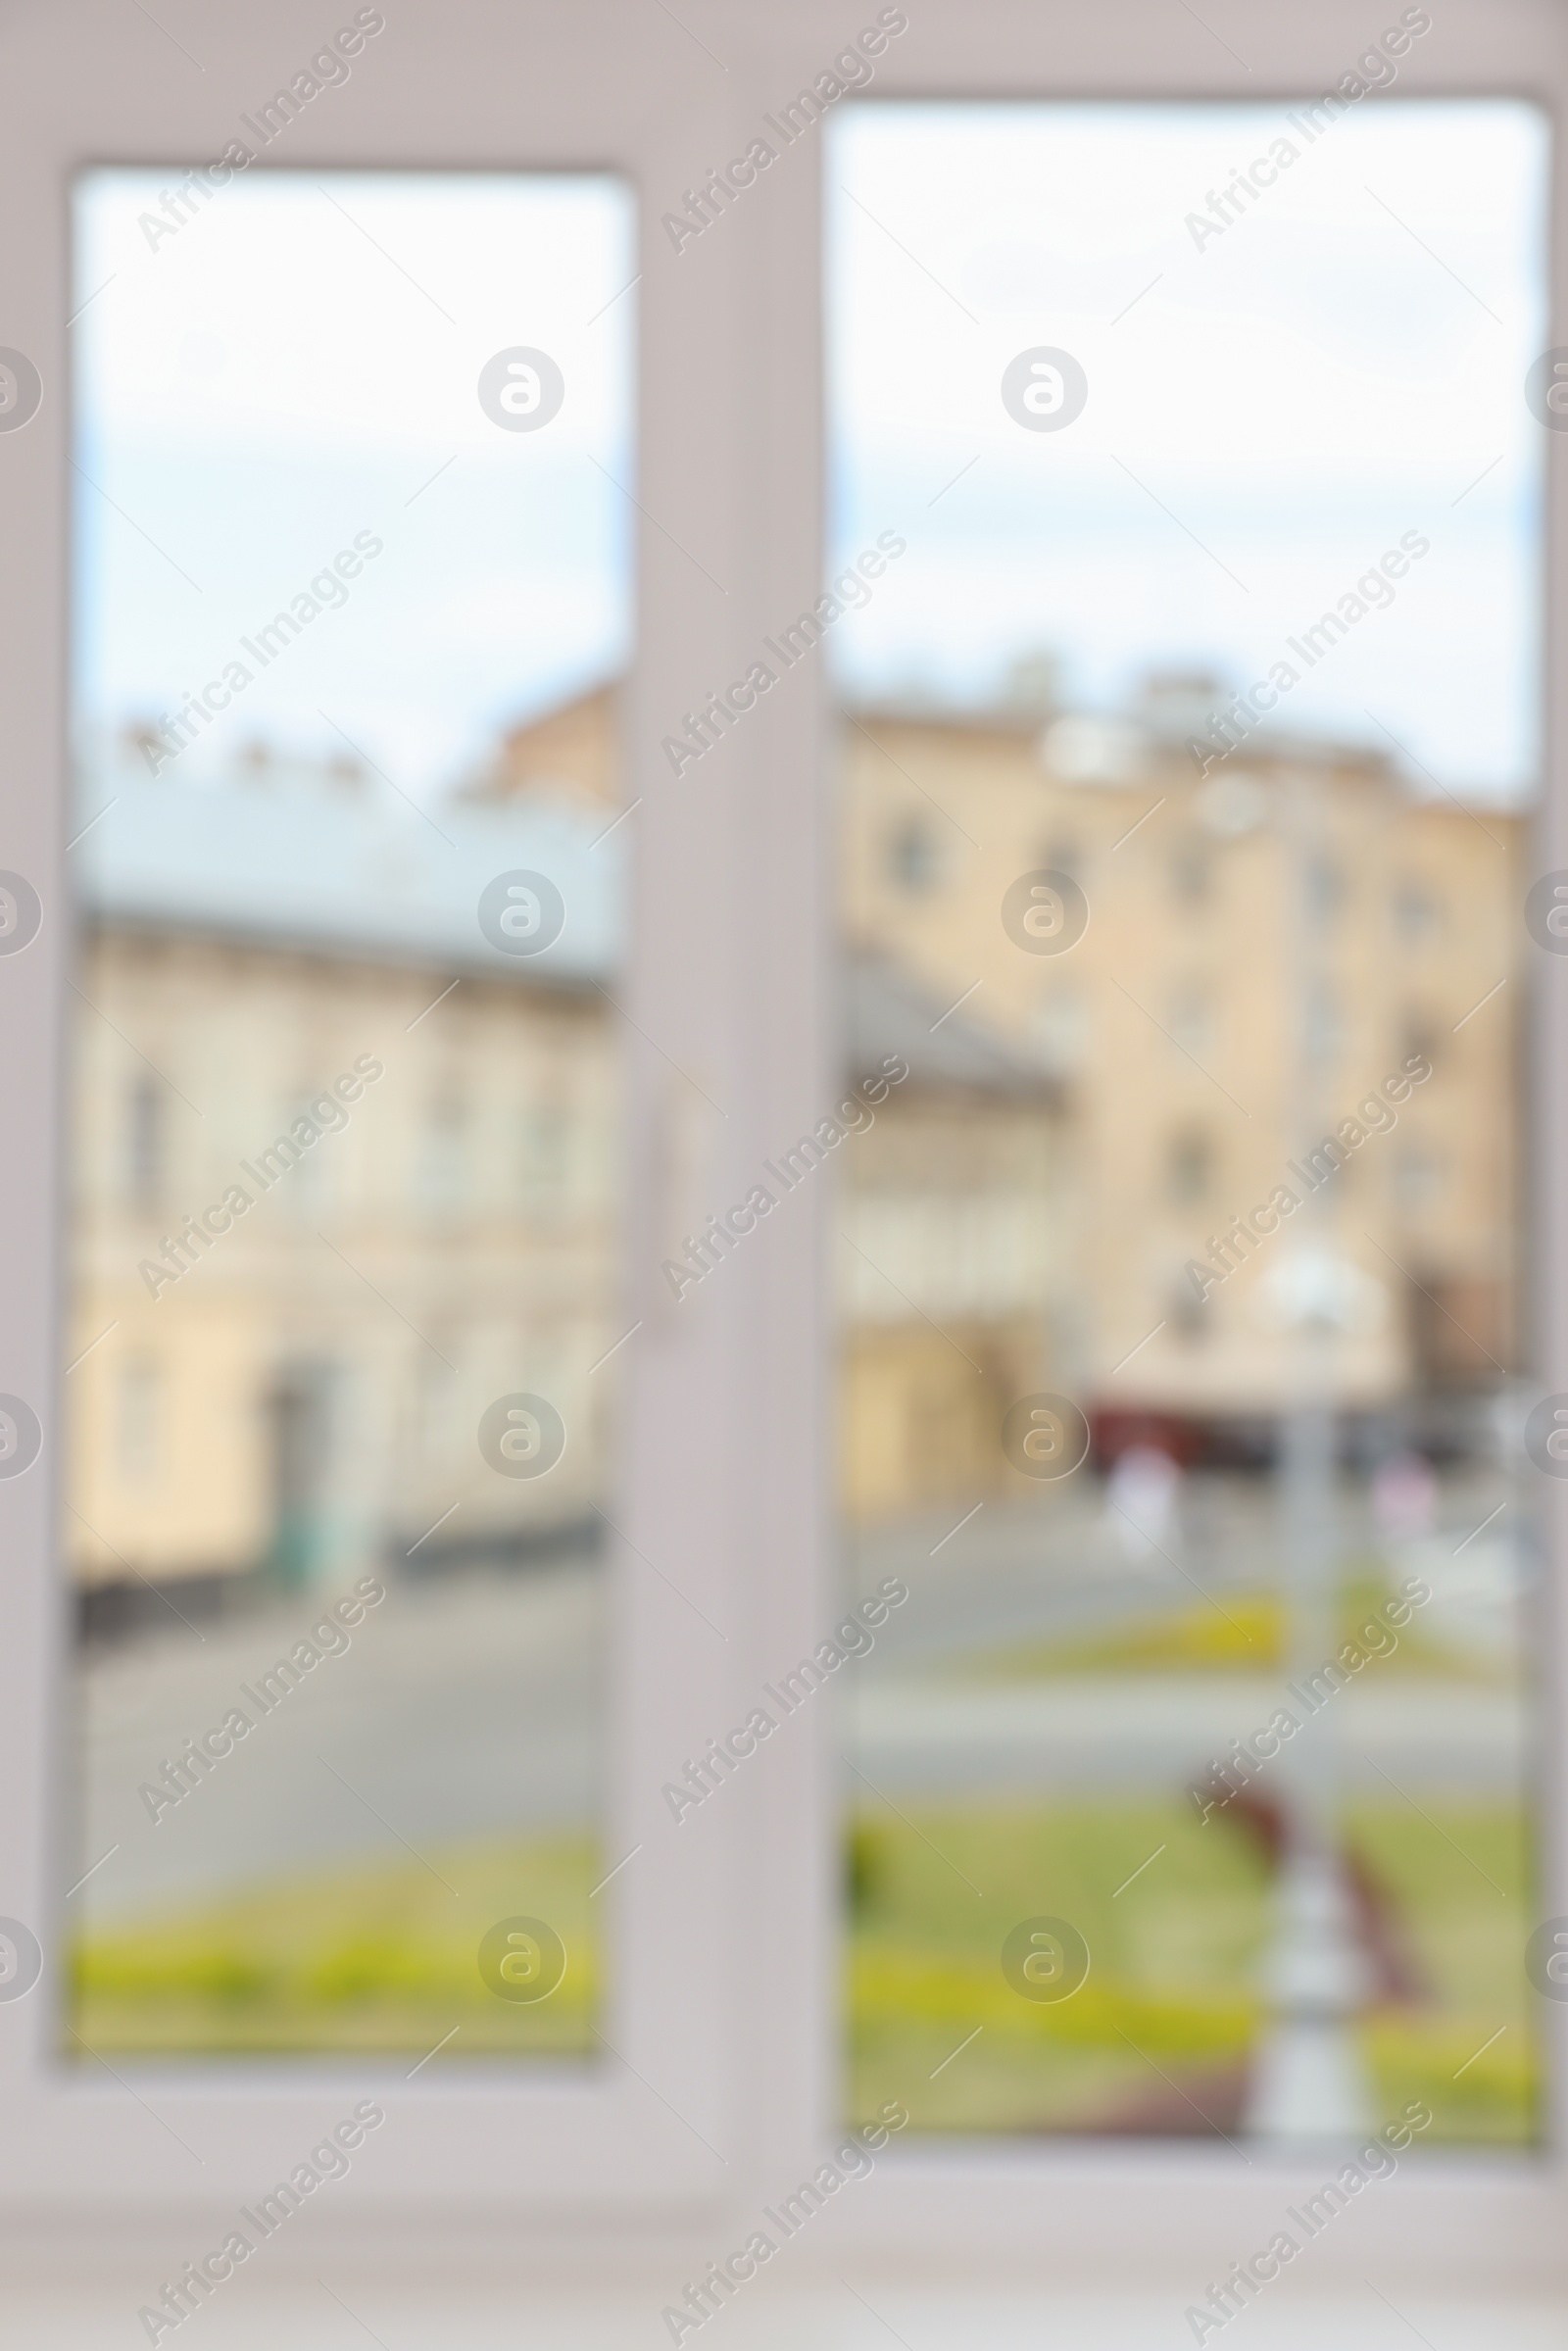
[[845, 950, 1059, 1101], [74, 746, 623, 989], [75, 743, 1060, 1103]]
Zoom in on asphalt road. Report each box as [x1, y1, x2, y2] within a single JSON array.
[[70, 1472, 1530, 1929], [73, 1553, 605, 1929]]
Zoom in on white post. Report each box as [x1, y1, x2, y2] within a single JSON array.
[[1245, 765, 1374, 2145]]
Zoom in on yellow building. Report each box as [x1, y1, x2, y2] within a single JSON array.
[[840, 953, 1063, 1520], [85, 677, 1515, 1587], [68, 733, 623, 1612], [467, 687, 1076, 1526], [446, 671, 1523, 1505], [842, 680, 1523, 1434]]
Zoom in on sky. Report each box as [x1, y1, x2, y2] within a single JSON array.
[[73, 171, 634, 798], [827, 102, 1548, 801], [74, 102, 1546, 805]]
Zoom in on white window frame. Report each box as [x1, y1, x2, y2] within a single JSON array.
[[0, 0, 1563, 2298]]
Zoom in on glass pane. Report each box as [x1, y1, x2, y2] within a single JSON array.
[[830, 100, 1545, 2147], [65, 169, 633, 2059]]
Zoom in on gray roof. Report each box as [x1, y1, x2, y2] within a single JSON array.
[[76, 748, 1057, 1100], [74, 746, 623, 988], [845, 951, 1058, 1101]]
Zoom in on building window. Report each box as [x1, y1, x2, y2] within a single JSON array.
[[520, 1101, 571, 1218], [1170, 841, 1211, 906], [1307, 854, 1346, 924], [1167, 984, 1213, 1058], [1169, 1270, 1209, 1343], [124, 1075, 163, 1205], [414, 1347, 458, 1463], [886, 816, 939, 892], [1394, 878, 1444, 943], [1304, 981, 1343, 1065], [1394, 1145, 1445, 1211], [1167, 1130, 1212, 1203], [1030, 983, 1088, 1072], [1401, 1012, 1440, 1071], [288, 1086, 338, 1208], [117, 1358, 160, 1484], [418, 1095, 468, 1219]]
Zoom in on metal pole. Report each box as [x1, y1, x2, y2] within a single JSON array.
[[1244, 762, 1374, 2144]]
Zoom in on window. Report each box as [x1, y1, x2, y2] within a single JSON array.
[[1394, 1145, 1446, 1213], [3, 0, 1563, 2312], [63, 168, 633, 2071], [1168, 1268, 1209, 1343], [1304, 979, 1345, 1067], [519, 1096, 572, 1219], [410, 1342, 459, 1472], [1029, 982, 1088, 1073], [1402, 1011, 1441, 1070], [115, 1357, 160, 1485], [123, 1076, 164, 1205], [886, 814, 940, 892], [417, 1091, 468, 1221], [830, 91, 1544, 2162], [1394, 877, 1445, 944], [1167, 1130, 1212, 1204], [1168, 982, 1215, 1059], [1170, 841, 1211, 906], [1309, 854, 1347, 923]]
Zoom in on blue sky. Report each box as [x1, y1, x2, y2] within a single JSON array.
[[73, 171, 634, 797], [74, 104, 1545, 804], [827, 102, 1547, 801]]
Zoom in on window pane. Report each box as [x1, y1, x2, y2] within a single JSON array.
[[830, 101, 1544, 2145], [66, 170, 632, 2059]]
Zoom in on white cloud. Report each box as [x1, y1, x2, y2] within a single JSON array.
[[827, 101, 1547, 797]]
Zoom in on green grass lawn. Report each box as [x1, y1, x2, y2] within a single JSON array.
[[68, 1791, 1538, 2146], [1349, 1799, 1540, 2143], [70, 1832, 600, 2057], [846, 1798, 1539, 2143]]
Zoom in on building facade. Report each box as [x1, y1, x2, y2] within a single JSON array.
[[68, 738, 622, 1606], [842, 687, 1523, 1438], [69, 675, 1522, 1597]]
